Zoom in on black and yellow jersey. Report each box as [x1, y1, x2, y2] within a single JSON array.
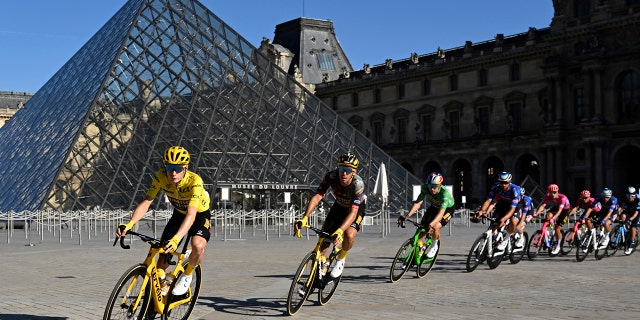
[[146, 169, 210, 214]]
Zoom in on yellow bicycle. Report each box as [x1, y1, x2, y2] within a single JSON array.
[[103, 228, 201, 320], [286, 223, 342, 316]]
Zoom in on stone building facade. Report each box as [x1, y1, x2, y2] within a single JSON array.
[[0, 91, 32, 128], [312, 0, 640, 206]]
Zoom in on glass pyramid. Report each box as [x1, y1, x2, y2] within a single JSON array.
[[0, 0, 420, 213]]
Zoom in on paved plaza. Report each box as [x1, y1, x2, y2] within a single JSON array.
[[1, 221, 639, 319]]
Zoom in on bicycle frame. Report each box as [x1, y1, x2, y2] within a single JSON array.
[[576, 221, 607, 261], [108, 231, 195, 317], [287, 224, 342, 315], [466, 217, 509, 272], [390, 219, 437, 282]]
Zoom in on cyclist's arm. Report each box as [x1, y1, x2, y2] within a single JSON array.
[[405, 200, 424, 219], [477, 199, 492, 216], [117, 196, 153, 236], [303, 193, 324, 218]]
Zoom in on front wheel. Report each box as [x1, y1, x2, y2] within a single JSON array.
[[103, 264, 151, 320], [286, 252, 317, 316], [163, 265, 202, 320], [417, 239, 438, 278], [466, 234, 487, 273], [527, 230, 543, 260], [389, 238, 414, 283]]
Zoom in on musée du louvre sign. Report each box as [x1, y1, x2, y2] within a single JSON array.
[[223, 183, 312, 190]]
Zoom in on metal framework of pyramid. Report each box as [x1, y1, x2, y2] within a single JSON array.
[[0, 0, 420, 213]]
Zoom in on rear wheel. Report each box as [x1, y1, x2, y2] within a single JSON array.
[[417, 239, 438, 278], [103, 264, 151, 320], [318, 249, 342, 305], [527, 230, 543, 260], [163, 265, 202, 320], [466, 234, 487, 273], [487, 238, 504, 270], [286, 252, 316, 315], [389, 238, 414, 282], [560, 230, 575, 255], [605, 227, 621, 257], [594, 233, 607, 260], [576, 232, 591, 262], [509, 232, 527, 264]]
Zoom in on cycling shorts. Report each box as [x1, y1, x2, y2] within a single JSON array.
[[161, 209, 212, 243], [419, 205, 452, 228], [322, 201, 367, 234], [554, 209, 570, 227]]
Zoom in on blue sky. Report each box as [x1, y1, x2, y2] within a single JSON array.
[[0, 0, 554, 93]]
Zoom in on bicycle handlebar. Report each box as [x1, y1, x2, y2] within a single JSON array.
[[399, 219, 421, 229], [295, 222, 333, 239], [113, 226, 162, 249]]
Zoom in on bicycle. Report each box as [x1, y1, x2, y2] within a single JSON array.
[[606, 219, 638, 256], [526, 218, 559, 259], [389, 219, 438, 283], [560, 214, 588, 255], [104, 229, 201, 320], [286, 223, 343, 316], [466, 217, 517, 272], [575, 220, 607, 262]]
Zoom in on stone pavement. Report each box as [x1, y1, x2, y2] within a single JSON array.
[[1, 221, 639, 319]]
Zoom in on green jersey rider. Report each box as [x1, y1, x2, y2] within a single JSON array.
[[397, 172, 455, 258]]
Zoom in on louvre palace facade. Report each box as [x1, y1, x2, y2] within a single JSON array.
[[299, 0, 639, 206]]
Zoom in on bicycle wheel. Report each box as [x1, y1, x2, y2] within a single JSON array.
[[560, 230, 575, 255], [509, 232, 527, 264], [605, 227, 621, 257], [286, 252, 316, 315], [318, 251, 342, 305], [417, 239, 438, 278], [103, 264, 151, 320], [389, 238, 414, 282], [576, 233, 591, 262], [527, 230, 543, 260], [466, 234, 487, 273], [594, 233, 607, 260], [486, 240, 504, 270], [163, 265, 202, 320]]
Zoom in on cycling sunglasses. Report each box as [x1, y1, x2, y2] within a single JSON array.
[[165, 164, 185, 173], [338, 166, 354, 174]]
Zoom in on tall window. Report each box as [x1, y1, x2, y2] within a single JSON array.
[[422, 114, 432, 141], [331, 96, 338, 110], [423, 79, 431, 96], [510, 63, 520, 81], [619, 70, 639, 122], [478, 69, 488, 87], [450, 74, 458, 91], [398, 83, 405, 100], [507, 102, 523, 132], [397, 117, 407, 144], [372, 121, 383, 145], [352, 92, 359, 107], [449, 110, 460, 138], [574, 87, 585, 123], [374, 88, 381, 104], [476, 106, 490, 135]]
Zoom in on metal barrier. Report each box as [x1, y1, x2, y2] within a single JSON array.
[[1, 208, 395, 245]]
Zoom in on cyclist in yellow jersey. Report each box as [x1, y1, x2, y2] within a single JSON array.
[[116, 146, 211, 296]]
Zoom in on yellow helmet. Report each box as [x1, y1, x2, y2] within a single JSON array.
[[337, 152, 359, 169], [163, 146, 190, 165]]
